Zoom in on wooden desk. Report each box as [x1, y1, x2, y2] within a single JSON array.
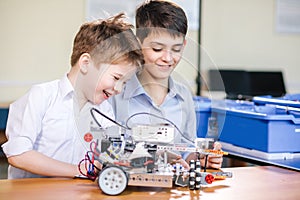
[[222, 143, 300, 171], [0, 166, 299, 200]]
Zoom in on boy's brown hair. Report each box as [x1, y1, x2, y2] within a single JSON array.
[[135, 0, 188, 43], [71, 13, 144, 68]]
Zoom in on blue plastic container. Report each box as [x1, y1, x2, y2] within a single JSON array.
[[193, 96, 211, 138], [253, 93, 300, 108], [0, 108, 9, 130], [213, 100, 300, 153]]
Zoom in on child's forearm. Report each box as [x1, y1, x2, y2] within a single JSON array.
[[7, 150, 80, 178]]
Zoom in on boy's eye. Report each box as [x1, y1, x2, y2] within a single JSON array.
[[172, 48, 182, 53], [152, 47, 182, 53], [152, 48, 162, 52], [113, 76, 120, 80]]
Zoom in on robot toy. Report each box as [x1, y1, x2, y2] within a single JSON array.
[[79, 109, 232, 195]]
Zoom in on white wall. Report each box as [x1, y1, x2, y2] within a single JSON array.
[[0, 0, 85, 102], [1, 0, 299, 103], [0, 0, 199, 102], [201, 0, 300, 94]]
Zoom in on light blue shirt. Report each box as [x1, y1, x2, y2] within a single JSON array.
[[110, 74, 196, 146]]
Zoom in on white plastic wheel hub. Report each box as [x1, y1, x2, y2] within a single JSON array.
[[98, 166, 128, 195]]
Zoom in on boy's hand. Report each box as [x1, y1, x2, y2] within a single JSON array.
[[157, 150, 190, 169], [169, 154, 190, 169], [157, 142, 224, 170], [78, 160, 102, 179], [185, 142, 223, 169], [201, 141, 223, 169]]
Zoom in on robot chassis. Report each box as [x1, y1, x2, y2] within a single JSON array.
[[86, 124, 232, 196]]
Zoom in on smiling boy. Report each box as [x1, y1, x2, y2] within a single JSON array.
[[111, 0, 223, 169], [2, 13, 144, 179]]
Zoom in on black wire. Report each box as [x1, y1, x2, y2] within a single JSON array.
[[204, 154, 208, 172], [90, 107, 128, 130], [86, 151, 102, 172], [125, 112, 194, 144], [89, 108, 194, 144]]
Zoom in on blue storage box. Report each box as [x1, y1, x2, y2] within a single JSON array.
[[193, 96, 211, 138], [213, 100, 300, 153], [0, 108, 9, 130], [253, 93, 300, 108]]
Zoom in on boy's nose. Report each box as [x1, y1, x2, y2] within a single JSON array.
[[114, 82, 123, 94], [161, 50, 173, 62]]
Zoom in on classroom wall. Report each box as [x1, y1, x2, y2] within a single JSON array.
[[201, 0, 300, 94], [0, 0, 85, 102], [0, 0, 299, 103]]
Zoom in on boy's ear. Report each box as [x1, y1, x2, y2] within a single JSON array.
[[183, 39, 187, 47], [181, 39, 187, 52], [80, 65, 88, 74], [78, 53, 91, 74], [136, 37, 142, 46]]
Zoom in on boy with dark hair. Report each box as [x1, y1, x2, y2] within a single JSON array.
[[111, 0, 223, 169]]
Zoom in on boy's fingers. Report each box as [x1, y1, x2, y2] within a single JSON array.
[[175, 158, 189, 169], [208, 156, 223, 163], [213, 142, 222, 150]]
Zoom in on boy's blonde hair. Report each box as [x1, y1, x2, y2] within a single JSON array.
[[71, 13, 144, 68]]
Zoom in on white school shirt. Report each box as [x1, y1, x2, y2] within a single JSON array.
[[110, 74, 196, 146], [2, 74, 114, 179]]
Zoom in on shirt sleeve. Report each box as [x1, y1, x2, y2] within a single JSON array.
[[2, 85, 46, 157], [180, 89, 197, 144], [180, 89, 197, 160], [186, 92, 197, 141]]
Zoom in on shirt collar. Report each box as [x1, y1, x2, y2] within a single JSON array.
[[59, 73, 74, 99], [168, 77, 185, 101], [123, 74, 185, 101], [123, 74, 146, 99]]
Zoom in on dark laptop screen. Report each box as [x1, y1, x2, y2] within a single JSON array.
[[208, 69, 286, 98]]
